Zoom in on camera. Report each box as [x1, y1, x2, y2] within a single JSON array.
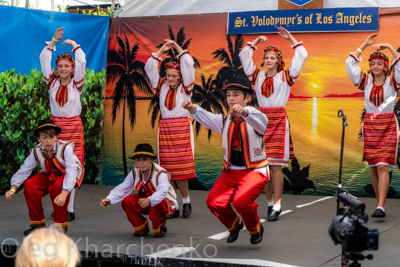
[[329, 193, 379, 266]]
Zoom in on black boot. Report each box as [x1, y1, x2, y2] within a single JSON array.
[[268, 209, 281, 221], [67, 212, 75, 221], [227, 220, 244, 243], [250, 224, 264, 245], [154, 226, 167, 238], [24, 228, 38, 236], [183, 203, 192, 217], [166, 209, 180, 219], [133, 227, 149, 237]]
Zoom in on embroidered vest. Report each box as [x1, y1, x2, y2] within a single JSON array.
[[133, 163, 178, 215], [222, 115, 269, 170], [33, 140, 84, 187]]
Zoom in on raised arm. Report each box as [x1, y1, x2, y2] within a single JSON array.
[[354, 33, 378, 58], [144, 42, 171, 90], [63, 39, 86, 91], [277, 26, 298, 45], [239, 36, 267, 80], [371, 43, 400, 60], [40, 27, 65, 84]]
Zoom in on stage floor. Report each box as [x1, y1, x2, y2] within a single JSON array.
[[1, 185, 400, 267]]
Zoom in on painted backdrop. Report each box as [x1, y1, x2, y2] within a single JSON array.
[[104, 9, 400, 198]]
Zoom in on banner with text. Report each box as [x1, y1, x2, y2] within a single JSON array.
[[227, 7, 379, 34]]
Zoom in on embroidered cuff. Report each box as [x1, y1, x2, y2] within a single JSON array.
[[45, 41, 56, 51], [291, 41, 303, 49], [247, 41, 257, 50], [72, 45, 81, 53], [392, 55, 400, 66], [177, 50, 189, 58], [349, 52, 362, 62], [151, 52, 162, 61]]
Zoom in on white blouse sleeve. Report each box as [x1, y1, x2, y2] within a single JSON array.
[[178, 51, 195, 94], [190, 105, 224, 134], [62, 145, 78, 192], [106, 171, 135, 205], [144, 53, 162, 91], [288, 42, 308, 79], [39, 43, 55, 85], [242, 106, 268, 136], [392, 56, 400, 87], [239, 43, 257, 81], [147, 172, 169, 207], [72, 45, 86, 92], [10, 150, 38, 189], [345, 53, 365, 87]]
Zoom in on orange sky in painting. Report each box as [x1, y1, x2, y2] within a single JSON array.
[[106, 10, 400, 99]]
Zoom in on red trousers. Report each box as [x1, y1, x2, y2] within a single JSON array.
[[206, 169, 268, 234], [23, 172, 70, 230], [121, 194, 168, 235]]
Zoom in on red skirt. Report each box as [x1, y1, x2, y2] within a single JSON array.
[[51, 116, 84, 165], [158, 117, 196, 180], [363, 112, 398, 167], [259, 107, 294, 161]]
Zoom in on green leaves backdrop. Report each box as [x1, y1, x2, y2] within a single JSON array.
[[0, 69, 105, 194]]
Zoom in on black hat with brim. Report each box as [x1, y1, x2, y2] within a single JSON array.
[[129, 143, 157, 160], [34, 118, 62, 136], [222, 76, 253, 94]]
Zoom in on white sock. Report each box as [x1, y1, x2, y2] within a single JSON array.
[[182, 196, 191, 204], [268, 201, 274, 207], [272, 204, 281, 211], [67, 189, 75, 213]]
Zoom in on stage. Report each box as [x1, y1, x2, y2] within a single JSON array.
[[1, 185, 400, 266]]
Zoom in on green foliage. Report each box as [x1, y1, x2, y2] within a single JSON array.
[[0, 69, 105, 195], [76, 6, 111, 17]]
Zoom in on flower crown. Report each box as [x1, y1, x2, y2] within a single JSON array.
[[368, 52, 390, 75], [261, 46, 285, 71], [56, 53, 75, 66], [165, 60, 181, 73]]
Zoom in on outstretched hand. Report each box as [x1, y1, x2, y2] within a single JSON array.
[[182, 99, 196, 113], [371, 43, 390, 51], [54, 27, 65, 41], [364, 33, 378, 47], [5, 190, 15, 200], [100, 198, 111, 208], [61, 39, 77, 47], [277, 26, 292, 40], [230, 104, 248, 117]]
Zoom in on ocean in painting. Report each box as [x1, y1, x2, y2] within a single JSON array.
[[102, 98, 400, 198]]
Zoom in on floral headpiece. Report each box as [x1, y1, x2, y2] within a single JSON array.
[[56, 53, 75, 67], [165, 60, 181, 73], [368, 52, 390, 75], [261, 46, 285, 72]]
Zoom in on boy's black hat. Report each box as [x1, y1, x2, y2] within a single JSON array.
[[222, 76, 253, 94], [129, 143, 157, 160], [34, 118, 62, 136]]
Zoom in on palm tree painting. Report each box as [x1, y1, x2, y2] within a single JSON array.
[[148, 26, 201, 128], [282, 157, 315, 195], [191, 74, 225, 140], [211, 33, 247, 86], [107, 35, 153, 176], [211, 33, 259, 107]]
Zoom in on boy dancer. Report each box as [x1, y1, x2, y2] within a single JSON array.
[[5, 118, 84, 235], [100, 143, 177, 237], [182, 77, 269, 244]]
